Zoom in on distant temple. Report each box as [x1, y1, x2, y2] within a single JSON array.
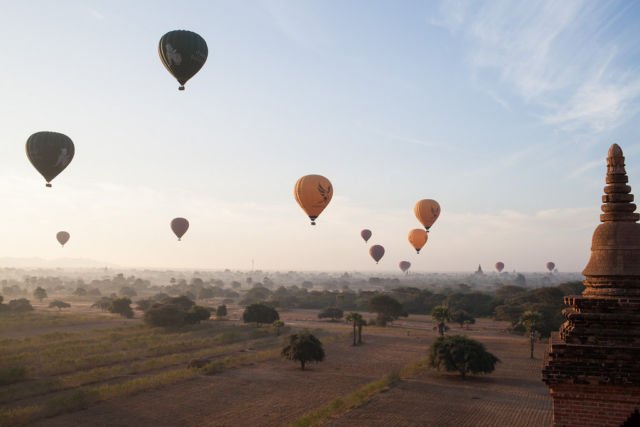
[[543, 144, 640, 426], [475, 264, 483, 274]]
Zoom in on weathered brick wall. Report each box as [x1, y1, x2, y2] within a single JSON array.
[[550, 385, 640, 427]]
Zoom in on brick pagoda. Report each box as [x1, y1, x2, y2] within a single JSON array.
[[543, 144, 640, 426]]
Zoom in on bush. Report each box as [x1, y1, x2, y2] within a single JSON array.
[[428, 335, 499, 378], [318, 307, 344, 321], [7, 298, 33, 312], [144, 304, 185, 327], [48, 300, 71, 311], [92, 297, 113, 311], [184, 305, 211, 324]]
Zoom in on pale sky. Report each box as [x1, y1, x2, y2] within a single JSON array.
[[1, 1, 639, 272]]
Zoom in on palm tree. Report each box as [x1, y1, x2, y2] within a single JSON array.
[[519, 310, 542, 359], [346, 312, 363, 346]]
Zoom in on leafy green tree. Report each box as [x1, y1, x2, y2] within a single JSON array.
[[432, 305, 450, 336], [519, 310, 542, 359], [318, 307, 344, 321], [428, 335, 500, 378], [109, 297, 134, 318], [345, 312, 362, 346], [216, 304, 227, 319], [33, 287, 47, 302], [281, 331, 325, 370], [242, 303, 279, 326], [451, 310, 475, 329], [48, 300, 71, 311], [369, 294, 403, 326]]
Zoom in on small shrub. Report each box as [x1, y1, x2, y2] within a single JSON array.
[[49, 300, 71, 311], [7, 298, 33, 312], [0, 367, 27, 385]]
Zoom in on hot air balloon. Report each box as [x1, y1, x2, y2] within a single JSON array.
[[414, 199, 441, 231], [294, 175, 333, 225], [399, 261, 411, 274], [369, 244, 385, 264], [546, 262, 556, 272], [56, 231, 70, 247], [361, 229, 372, 243], [158, 30, 208, 90], [408, 228, 428, 254], [171, 218, 189, 241], [495, 262, 505, 273], [26, 132, 74, 187]]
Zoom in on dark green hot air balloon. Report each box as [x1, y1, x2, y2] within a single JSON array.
[[25, 132, 75, 187], [158, 30, 208, 91]]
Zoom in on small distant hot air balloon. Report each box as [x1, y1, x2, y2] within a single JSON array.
[[26, 132, 75, 187], [414, 199, 441, 231], [408, 229, 428, 254], [495, 262, 505, 273], [361, 229, 372, 243], [56, 231, 70, 247], [399, 261, 411, 274], [546, 262, 556, 272], [159, 30, 208, 90], [294, 175, 333, 225], [171, 218, 189, 241], [369, 245, 385, 264]]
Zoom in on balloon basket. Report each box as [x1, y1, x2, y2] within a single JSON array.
[[46, 183, 52, 188]]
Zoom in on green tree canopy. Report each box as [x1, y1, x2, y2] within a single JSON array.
[[216, 304, 227, 319], [369, 294, 403, 326], [281, 331, 325, 370], [33, 287, 47, 302], [242, 303, 279, 326], [428, 335, 499, 378], [451, 310, 475, 328], [431, 305, 450, 336], [109, 297, 134, 319]]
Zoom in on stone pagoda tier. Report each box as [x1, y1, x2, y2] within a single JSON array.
[[543, 144, 640, 427]]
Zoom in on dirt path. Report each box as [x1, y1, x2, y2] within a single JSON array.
[[325, 324, 552, 427], [34, 328, 428, 427]]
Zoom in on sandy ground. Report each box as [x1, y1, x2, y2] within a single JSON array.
[[31, 313, 552, 427]]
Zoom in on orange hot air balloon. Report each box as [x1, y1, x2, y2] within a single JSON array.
[[546, 262, 556, 272], [399, 261, 411, 274], [294, 175, 333, 225], [56, 231, 70, 247], [369, 244, 385, 264], [171, 218, 189, 241], [414, 199, 441, 231], [495, 262, 505, 273], [408, 228, 428, 254], [361, 229, 372, 243]]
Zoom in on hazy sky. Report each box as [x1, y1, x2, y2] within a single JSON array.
[[1, 1, 640, 272]]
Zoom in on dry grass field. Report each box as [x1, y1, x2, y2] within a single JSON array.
[[0, 307, 552, 427]]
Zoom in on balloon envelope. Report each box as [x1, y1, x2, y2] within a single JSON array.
[[495, 262, 505, 273], [408, 228, 428, 254], [414, 199, 441, 230], [369, 244, 385, 264], [171, 218, 189, 241], [159, 30, 208, 90], [399, 261, 411, 273], [26, 132, 74, 187], [56, 231, 70, 247], [294, 175, 333, 225], [361, 229, 372, 243], [546, 262, 556, 272]]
